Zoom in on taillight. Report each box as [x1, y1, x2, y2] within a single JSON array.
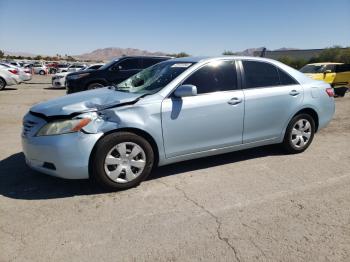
[[326, 88, 334, 97], [8, 69, 18, 75]]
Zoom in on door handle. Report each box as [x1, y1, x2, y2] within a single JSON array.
[[289, 90, 300, 96], [227, 97, 242, 105]]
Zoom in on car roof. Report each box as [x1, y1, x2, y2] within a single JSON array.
[[111, 55, 172, 61], [307, 62, 343, 66], [170, 56, 283, 63]]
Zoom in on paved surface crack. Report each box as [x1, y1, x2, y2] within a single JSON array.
[[159, 181, 241, 262]]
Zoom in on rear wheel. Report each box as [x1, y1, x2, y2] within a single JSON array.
[[87, 82, 104, 90], [0, 77, 6, 90], [91, 132, 154, 190], [282, 114, 315, 154], [39, 70, 45, 75]]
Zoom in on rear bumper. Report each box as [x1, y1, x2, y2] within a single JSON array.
[[22, 132, 103, 179]]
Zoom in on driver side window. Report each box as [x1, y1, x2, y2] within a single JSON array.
[[183, 61, 238, 94]]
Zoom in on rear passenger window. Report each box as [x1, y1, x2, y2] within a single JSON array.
[[183, 60, 238, 94], [277, 68, 298, 85], [118, 59, 141, 70], [243, 61, 280, 88]]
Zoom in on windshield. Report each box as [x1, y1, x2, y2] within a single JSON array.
[[115, 61, 194, 94], [300, 64, 325, 73]]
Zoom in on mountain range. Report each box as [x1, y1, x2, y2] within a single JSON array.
[[4, 47, 300, 61]]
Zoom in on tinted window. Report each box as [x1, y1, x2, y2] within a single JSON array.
[[88, 65, 102, 70], [183, 61, 237, 94], [277, 68, 298, 85], [335, 64, 350, 73], [325, 64, 335, 72], [243, 61, 280, 88], [117, 58, 141, 70]]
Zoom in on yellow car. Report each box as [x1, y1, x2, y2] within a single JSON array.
[[300, 62, 350, 96]]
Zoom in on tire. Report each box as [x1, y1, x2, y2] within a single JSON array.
[[91, 132, 155, 190], [0, 77, 6, 90], [282, 114, 315, 154], [87, 82, 104, 90], [39, 70, 45, 75], [334, 87, 348, 97]]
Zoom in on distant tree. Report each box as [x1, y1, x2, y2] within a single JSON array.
[[34, 55, 43, 60], [67, 56, 76, 62], [167, 52, 190, 58], [317, 46, 342, 62], [277, 56, 307, 69], [222, 50, 236, 55], [338, 48, 350, 63], [0, 50, 4, 58]]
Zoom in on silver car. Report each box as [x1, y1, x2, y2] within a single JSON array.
[[22, 57, 335, 190]]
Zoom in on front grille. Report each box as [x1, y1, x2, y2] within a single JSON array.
[[22, 120, 37, 136]]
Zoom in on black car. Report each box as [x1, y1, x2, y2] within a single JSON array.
[[66, 56, 171, 94]]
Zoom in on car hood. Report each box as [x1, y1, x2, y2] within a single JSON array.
[[30, 87, 143, 117], [54, 72, 69, 77]]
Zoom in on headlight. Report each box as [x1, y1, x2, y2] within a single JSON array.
[[67, 73, 90, 80], [36, 118, 91, 136]]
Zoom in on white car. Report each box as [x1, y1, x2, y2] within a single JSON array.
[[51, 64, 104, 88], [0, 64, 23, 90], [32, 64, 47, 75], [51, 72, 69, 88], [67, 64, 87, 72], [56, 64, 70, 73], [0, 63, 31, 82]]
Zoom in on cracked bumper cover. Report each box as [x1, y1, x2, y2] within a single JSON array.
[[22, 131, 103, 179]]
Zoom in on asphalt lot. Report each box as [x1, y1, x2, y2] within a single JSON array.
[[0, 75, 350, 262]]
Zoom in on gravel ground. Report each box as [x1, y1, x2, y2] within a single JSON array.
[[0, 75, 349, 262]]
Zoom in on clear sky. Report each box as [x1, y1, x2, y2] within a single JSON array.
[[0, 0, 349, 56]]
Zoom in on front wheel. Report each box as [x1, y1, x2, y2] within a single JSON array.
[[282, 114, 315, 154], [87, 82, 104, 90], [91, 132, 154, 190], [39, 70, 45, 75], [0, 77, 6, 90]]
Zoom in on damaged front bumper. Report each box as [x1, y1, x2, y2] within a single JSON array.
[[22, 112, 103, 179]]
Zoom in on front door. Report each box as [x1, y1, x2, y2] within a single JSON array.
[[161, 60, 244, 158]]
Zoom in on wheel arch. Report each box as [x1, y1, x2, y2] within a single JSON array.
[[88, 127, 160, 178], [292, 107, 319, 132], [86, 79, 108, 89]]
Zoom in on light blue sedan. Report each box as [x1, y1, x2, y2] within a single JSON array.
[[22, 57, 335, 190]]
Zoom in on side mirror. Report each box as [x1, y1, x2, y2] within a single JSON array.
[[174, 85, 197, 97], [324, 70, 332, 74]]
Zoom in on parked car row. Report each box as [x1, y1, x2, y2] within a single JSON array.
[[66, 56, 171, 93], [0, 62, 32, 90], [300, 62, 350, 96], [51, 64, 104, 88]]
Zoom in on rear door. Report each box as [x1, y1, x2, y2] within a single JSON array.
[[241, 60, 303, 143], [161, 60, 244, 158]]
